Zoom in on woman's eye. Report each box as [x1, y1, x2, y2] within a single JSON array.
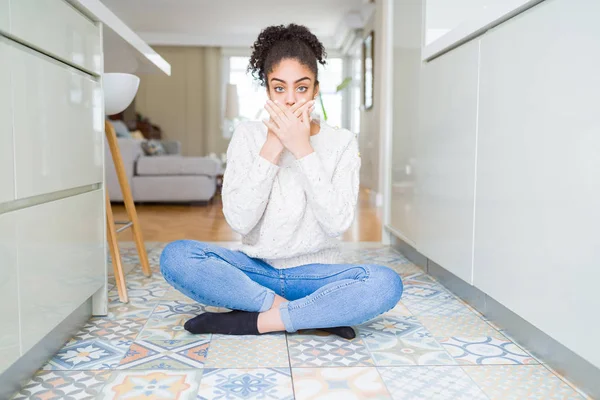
[[297, 86, 308, 93], [274, 87, 285, 93]]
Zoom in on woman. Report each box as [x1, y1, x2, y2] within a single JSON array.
[[160, 24, 403, 339]]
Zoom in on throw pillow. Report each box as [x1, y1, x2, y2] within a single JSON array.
[[141, 140, 166, 156], [130, 130, 145, 140]]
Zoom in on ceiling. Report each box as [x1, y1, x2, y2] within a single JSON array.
[[101, 0, 373, 51]]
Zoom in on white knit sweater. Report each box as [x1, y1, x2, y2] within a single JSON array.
[[222, 120, 361, 269]]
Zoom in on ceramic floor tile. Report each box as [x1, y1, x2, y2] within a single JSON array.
[[340, 250, 410, 267], [108, 285, 167, 305], [402, 275, 453, 301], [418, 315, 506, 339], [106, 300, 157, 320], [387, 302, 413, 317], [288, 330, 373, 367], [358, 316, 455, 366], [205, 334, 289, 368], [463, 365, 585, 399], [125, 275, 171, 291], [378, 366, 488, 400], [11, 370, 111, 399], [107, 262, 137, 277], [161, 288, 199, 302], [138, 314, 209, 341], [197, 368, 294, 400], [402, 296, 474, 317], [292, 367, 391, 400], [387, 263, 424, 278], [67, 317, 146, 343], [440, 336, 538, 365], [99, 370, 203, 399], [42, 339, 131, 370], [116, 339, 210, 370], [151, 300, 219, 319]]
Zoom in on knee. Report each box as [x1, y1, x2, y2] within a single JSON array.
[[367, 264, 403, 310], [159, 240, 197, 279]]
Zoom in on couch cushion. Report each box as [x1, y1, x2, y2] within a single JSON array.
[[136, 155, 220, 176]]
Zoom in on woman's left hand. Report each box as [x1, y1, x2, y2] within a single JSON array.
[[263, 99, 314, 159]]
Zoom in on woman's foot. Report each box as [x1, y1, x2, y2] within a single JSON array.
[[184, 311, 260, 335], [319, 326, 356, 339], [184, 310, 356, 340]]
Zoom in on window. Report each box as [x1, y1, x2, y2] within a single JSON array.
[[225, 56, 345, 128], [317, 58, 344, 128], [228, 56, 268, 121]]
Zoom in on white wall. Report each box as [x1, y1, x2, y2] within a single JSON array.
[[389, 0, 600, 370]]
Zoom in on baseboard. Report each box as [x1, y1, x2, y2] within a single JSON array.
[[0, 297, 92, 399], [390, 234, 427, 270], [390, 234, 599, 399]]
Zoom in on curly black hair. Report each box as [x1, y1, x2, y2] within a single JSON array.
[[248, 23, 327, 87]]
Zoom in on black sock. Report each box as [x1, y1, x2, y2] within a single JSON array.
[[319, 326, 356, 340], [184, 311, 260, 335]]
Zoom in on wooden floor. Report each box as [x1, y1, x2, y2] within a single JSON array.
[[112, 187, 381, 243]]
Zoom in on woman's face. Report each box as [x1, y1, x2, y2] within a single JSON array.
[[266, 58, 319, 107]]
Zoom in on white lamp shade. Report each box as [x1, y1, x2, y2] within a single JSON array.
[[224, 83, 239, 120], [103, 73, 140, 115]]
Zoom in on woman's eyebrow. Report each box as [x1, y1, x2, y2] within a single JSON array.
[[270, 77, 311, 84]]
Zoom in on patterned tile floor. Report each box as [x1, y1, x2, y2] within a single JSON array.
[[11, 242, 590, 400]]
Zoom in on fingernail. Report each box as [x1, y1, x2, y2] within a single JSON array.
[[274, 100, 279, 104], [301, 99, 306, 103]]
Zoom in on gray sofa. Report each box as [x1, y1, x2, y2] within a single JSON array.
[[105, 138, 221, 203]]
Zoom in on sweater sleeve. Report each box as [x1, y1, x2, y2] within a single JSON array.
[[222, 123, 280, 235], [295, 134, 361, 237]]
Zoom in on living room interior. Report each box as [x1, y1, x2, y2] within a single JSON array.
[[1, 0, 599, 399]]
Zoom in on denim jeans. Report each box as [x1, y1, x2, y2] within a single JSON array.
[[160, 240, 403, 332]]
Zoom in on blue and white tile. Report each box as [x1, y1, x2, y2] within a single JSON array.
[[440, 336, 538, 365], [402, 275, 451, 301], [402, 295, 473, 317], [66, 317, 145, 343], [358, 316, 455, 366], [197, 368, 294, 400], [288, 330, 373, 367], [417, 315, 506, 339], [138, 314, 208, 341], [463, 365, 585, 399], [117, 339, 210, 370], [108, 284, 167, 304], [161, 288, 200, 302], [293, 367, 392, 400], [12, 370, 111, 399], [151, 300, 219, 319], [42, 339, 131, 370], [205, 334, 289, 368], [100, 370, 203, 399], [106, 300, 157, 320], [378, 366, 488, 400], [340, 247, 412, 266]]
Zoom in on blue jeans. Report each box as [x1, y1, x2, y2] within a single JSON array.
[[160, 240, 403, 332]]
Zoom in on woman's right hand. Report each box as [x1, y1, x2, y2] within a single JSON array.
[[261, 100, 314, 164]]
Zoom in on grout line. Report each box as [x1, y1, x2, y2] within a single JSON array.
[[459, 365, 493, 400], [285, 333, 298, 399]]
